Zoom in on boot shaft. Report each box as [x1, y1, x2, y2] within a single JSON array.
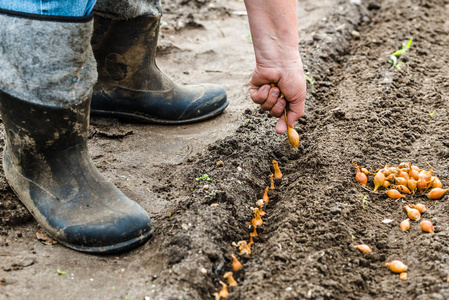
[[0, 91, 90, 174], [92, 13, 171, 91]]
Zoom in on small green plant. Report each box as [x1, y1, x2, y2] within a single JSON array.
[[196, 174, 213, 182], [349, 231, 356, 242], [305, 74, 315, 86], [389, 38, 413, 69], [247, 34, 252, 43], [209, 190, 218, 196], [429, 111, 436, 117], [361, 195, 369, 210], [57, 269, 66, 275]]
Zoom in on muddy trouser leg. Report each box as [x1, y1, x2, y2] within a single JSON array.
[[90, 0, 229, 124], [0, 9, 152, 253]]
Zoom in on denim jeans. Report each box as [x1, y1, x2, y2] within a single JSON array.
[[0, 0, 97, 16]]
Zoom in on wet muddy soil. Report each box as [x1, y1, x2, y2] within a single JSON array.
[[2, 0, 449, 299]]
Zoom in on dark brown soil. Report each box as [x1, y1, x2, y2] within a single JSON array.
[[2, 0, 449, 299]]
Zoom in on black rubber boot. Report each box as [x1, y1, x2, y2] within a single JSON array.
[[0, 91, 153, 253], [91, 14, 229, 124]]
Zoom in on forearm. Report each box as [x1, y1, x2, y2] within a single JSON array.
[[244, 0, 300, 67]]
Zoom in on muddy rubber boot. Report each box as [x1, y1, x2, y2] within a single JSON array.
[[91, 13, 229, 124], [0, 10, 152, 253]]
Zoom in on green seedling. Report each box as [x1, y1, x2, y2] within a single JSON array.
[[389, 38, 413, 69], [361, 195, 369, 210], [247, 34, 252, 43], [196, 174, 213, 182], [429, 111, 436, 117], [57, 269, 66, 275], [349, 231, 356, 242], [305, 74, 315, 86]]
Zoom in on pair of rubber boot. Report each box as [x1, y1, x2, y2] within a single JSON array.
[[0, 9, 228, 253]]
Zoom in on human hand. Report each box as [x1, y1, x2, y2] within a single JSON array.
[[249, 55, 306, 134]]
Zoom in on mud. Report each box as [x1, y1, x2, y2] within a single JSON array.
[[2, 0, 449, 299]]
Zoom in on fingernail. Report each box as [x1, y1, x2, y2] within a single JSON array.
[[262, 86, 269, 93], [271, 90, 280, 97], [275, 102, 284, 108]]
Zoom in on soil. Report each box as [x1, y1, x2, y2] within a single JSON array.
[[2, 0, 449, 299]]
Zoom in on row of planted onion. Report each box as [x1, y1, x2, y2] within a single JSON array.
[[213, 160, 283, 299]]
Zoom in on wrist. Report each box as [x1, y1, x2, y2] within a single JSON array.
[[255, 51, 303, 73]]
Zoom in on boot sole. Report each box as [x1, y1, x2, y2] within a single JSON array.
[[3, 150, 153, 254], [90, 99, 229, 125]]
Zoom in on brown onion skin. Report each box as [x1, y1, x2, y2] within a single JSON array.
[[387, 189, 406, 199], [395, 177, 408, 186], [287, 126, 300, 148], [232, 255, 242, 271], [409, 166, 420, 180], [394, 185, 411, 194], [407, 179, 417, 195], [356, 169, 368, 186], [428, 188, 449, 200], [399, 171, 409, 180], [417, 177, 428, 192], [405, 205, 421, 221], [354, 244, 372, 253], [421, 220, 434, 233], [432, 177, 443, 189], [410, 203, 426, 213], [373, 172, 385, 192], [385, 260, 408, 273], [400, 219, 410, 231]]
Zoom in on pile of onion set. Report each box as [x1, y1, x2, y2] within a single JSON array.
[[354, 162, 448, 200], [352, 162, 445, 281]]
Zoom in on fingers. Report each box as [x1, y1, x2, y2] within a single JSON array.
[[259, 87, 279, 111], [285, 89, 306, 127], [250, 84, 270, 104], [269, 97, 286, 118], [275, 114, 287, 134], [250, 85, 286, 117], [275, 90, 305, 134]]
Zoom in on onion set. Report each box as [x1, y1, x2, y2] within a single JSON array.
[[421, 219, 434, 233], [269, 174, 275, 189], [354, 162, 368, 186], [231, 255, 242, 271], [273, 160, 282, 179], [404, 205, 421, 221], [385, 260, 408, 273], [223, 272, 238, 287], [354, 244, 372, 253], [399, 219, 410, 231]]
